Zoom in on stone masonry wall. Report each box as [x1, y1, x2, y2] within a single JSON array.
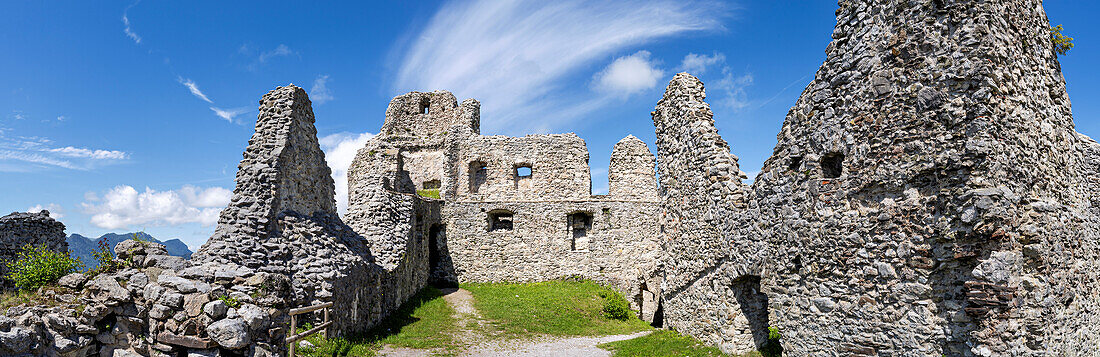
[[654, 1, 1100, 356], [609, 135, 659, 200], [346, 90, 664, 322], [0, 211, 67, 290], [442, 199, 661, 317], [451, 134, 593, 201]]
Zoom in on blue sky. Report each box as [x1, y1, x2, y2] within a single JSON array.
[[2, 1, 1097, 250]]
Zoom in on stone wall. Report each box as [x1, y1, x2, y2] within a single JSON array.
[[0, 211, 67, 290], [380, 91, 480, 138], [654, 0, 1100, 355], [442, 199, 661, 314], [609, 135, 658, 200], [449, 133, 593, 201], [347, 91, 664, 322]]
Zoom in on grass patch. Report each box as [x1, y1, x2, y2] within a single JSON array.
[[296, 287, 459, 356], [1, 286, 78, 311], [463, 279, 651, 338], [416, 189, 440, 199], [598, 330, 729, 357]]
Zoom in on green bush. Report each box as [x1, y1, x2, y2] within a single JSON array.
[[4, 244, 83, 291], [760, 326, 782, 357], [598, 289, 632, 321]]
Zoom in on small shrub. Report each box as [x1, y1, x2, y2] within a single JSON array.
[[87, 237, 127, 277], [598, 289, 632, 321], [4, 244, 83, 291], [760, 326, 783, 357], [218, 295, 242, 308], [1050, 25, 1074, 56]]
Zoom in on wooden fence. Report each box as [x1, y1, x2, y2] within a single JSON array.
[[286, 301, 333, 357]]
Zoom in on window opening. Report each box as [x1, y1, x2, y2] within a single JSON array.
[[568, 212, 593, 251], [821, 153, 844, 178], [488, 210, 514, 232], [470, 161, 488, 193]]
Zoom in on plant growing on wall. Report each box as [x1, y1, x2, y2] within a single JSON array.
[[1050, 25, 1074, 56], [4, 244, 83, 291]]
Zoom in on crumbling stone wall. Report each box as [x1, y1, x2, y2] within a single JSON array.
[[450, 134, 592, 201], [654, 0, 1100, 355], [380, 91, 480, 139], [0, 211, 67, 290], [609, 135, 658, 200], [347, 91, 663, 322]]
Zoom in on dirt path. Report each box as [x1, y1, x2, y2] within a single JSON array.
[[377, 288, 649, 357]]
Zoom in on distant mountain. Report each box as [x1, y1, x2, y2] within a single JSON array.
[[67, 232, 192, 267]]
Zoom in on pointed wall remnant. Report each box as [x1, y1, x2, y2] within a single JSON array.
[[653, 1, 1100, 356], [609, 135, 658, 200]]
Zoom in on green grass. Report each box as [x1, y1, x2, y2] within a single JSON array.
[[296, 287, 459, 356], [598, 330, 730, 357], [463, 279, 652, 338], [416, 189, 440, 199]]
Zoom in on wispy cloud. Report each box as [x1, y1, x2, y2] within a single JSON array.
[[678, 52, 754, 111], [394, 0, 728, 134], [319, 131, 376, 215], [679, 52, 725, 75], [593, 51, 665, 96], [310, 75, 334, 104], [48, 146, 129, 160], [178, 77, 213, 103], [246, 44, 297, 71], [81, 185, 231, 229], [210, 107, 250, 123], [0, 134, 129, 171], [122, 1, 142, 44]]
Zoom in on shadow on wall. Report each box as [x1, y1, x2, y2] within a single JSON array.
[[731, 275, 771, 350]]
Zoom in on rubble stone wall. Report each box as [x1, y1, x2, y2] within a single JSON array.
[[442, 199, 660, 315], [450, 134, 593, 201], [654, 1, 1100, 356], [0, 211, 67, 289]]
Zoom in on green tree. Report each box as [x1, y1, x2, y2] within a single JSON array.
[[1050, 25, 1074, 56]]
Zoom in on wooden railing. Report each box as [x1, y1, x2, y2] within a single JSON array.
[[286, 301, 333, 357]]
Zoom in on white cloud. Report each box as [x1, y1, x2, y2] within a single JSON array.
[[593, 51, 664, 95], [122, 3, 142, 45], [679, 52, 725, 75], [310, 75, 333, 104], [394, 0, 727, 134], [81, 185, 231, 230], [56, 115, 66, 122], [48, 146, 129, 160], [319, 132, 376, 215], [27, 204, 64, 219], [210, 107, 250, 122], [178, 77, 213, 103]]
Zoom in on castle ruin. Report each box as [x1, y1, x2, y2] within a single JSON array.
[[348, 90, 663, 322], [1, 0, 1099, 356]]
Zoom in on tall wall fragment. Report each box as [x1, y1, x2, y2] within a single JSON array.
[[609, 135, 658, 200], [654, 1, 1100, 356], [0, 211, 67, 290]]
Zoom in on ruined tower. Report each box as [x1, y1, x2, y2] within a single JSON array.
[[654, 0, 1100, 355]]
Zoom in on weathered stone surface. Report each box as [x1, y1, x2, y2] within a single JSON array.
[[157, 331, 215, 349], [652, 1, 1100, 356], [59, 273, 87, 289], [207, 318, 250, 349]]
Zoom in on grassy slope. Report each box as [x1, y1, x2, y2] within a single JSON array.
[[598, 330, 733, 357], [297, 287, 459, 356], [462, 280, 652, 337]]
